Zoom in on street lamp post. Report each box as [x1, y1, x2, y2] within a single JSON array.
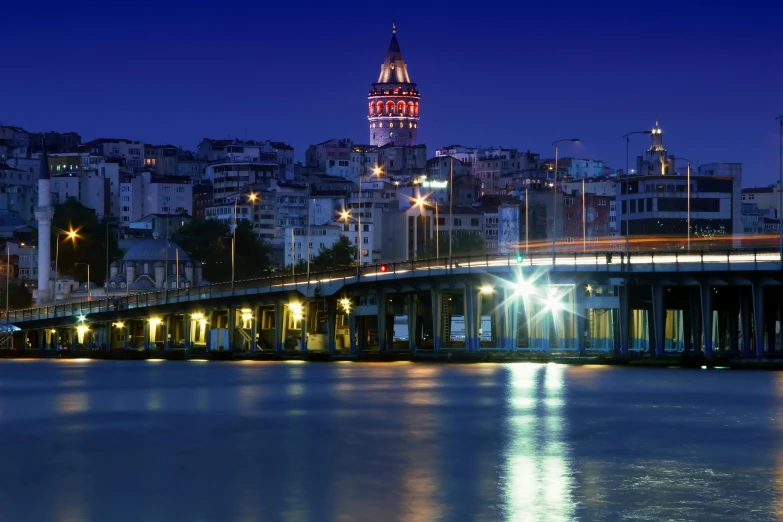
[[449, 157, 454, 267], [357, 166, 382, 272], [231, 192, 257, 293], [75, 262, 90, 301], [776, 115, 783, 258], [675, 157, 696, 250], [414, 197, 438, 259], [552, 138, 580, 261], [622, 130, 653, 259], [525, 188, 529, 254], [5, 244, 9, 323], [582, 179, 586, 252]]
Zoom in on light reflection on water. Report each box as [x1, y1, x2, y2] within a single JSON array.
[[0, 361, 781, 521]]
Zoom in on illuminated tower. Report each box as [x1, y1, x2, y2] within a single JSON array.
[[368, 20, 420, 147], [638, 120, 671, 176]]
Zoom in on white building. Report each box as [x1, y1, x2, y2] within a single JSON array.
[[82, 138, 145, 171], [119, 172, 192, 224], [207, 160, 278, 205], [283, 225, 344, 266]]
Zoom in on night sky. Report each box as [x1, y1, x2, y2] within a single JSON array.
[[4, 0, 782, 186]]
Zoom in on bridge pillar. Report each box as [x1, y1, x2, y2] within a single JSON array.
[[682, 306, 692, 353], [495, 287, 506, 350], [766, 299, 777, 355], [349, 313, 357, 354], [753, 284, 766, 357], [575, 292, 586, 357], [618, 285, 630, 358], [509, 292, 520, 351], [651, 284, 666, 357], [377, 292, 388, 352], [465, 285, 479, 352], [701, 284, 714, 359], [183, 311, 191, 354], [143, 319, 150, 353], [729, 304, 740, 354], [689, 287, 702, 355], [274, 299, 284, 354], [431, 287, 442, 351], [227, 307, 235, 352], [299, 303, 308, 352], [250, 306, 258, 352], [407, 294, 417, 353], [163, 316, 170, 351], [327, 298, 336, 354], [740, 288, 752, 357]]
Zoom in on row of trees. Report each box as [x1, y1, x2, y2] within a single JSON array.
[[290, 235, 356, 273], [416, 232, 487, 259], [173, 219, 273, 282]]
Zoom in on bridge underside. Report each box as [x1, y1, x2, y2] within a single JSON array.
[[6, 264, 783, 360]]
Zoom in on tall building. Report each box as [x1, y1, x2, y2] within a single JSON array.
[[368, 21, 420, 148]]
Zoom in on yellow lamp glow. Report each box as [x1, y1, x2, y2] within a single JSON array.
[[480, 285, 494, 295]]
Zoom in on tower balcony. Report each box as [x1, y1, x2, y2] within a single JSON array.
[[368, 90, 420, 98]]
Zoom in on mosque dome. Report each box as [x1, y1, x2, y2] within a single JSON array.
[[122, 239, 190, 263]]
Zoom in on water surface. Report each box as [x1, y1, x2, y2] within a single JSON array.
[[0, 360, 781, 521]]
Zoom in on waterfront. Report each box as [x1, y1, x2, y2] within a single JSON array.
[[0, 361, 782, 521]]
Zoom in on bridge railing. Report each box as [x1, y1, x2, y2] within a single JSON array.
[[4, 248, 780, 324]]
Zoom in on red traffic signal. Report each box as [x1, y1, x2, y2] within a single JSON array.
[[380, 264, 388, 272]]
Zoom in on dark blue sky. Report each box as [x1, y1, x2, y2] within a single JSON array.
[[4, 0, 782, 186]]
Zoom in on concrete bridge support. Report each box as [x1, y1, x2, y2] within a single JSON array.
[[349, 313, 357, 353], [740, 288, 752, 357], [701, 284, 714, 359], [465, 285, 479, 352], [651, 284, 666, 357], [618, 285, 630, 357], [431, 287, 442, 351], [274, 299, 284, 353], [407, 294, 417, 353], [753, 284, 765, 357]]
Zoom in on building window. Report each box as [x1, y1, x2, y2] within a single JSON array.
[[454, 218, 462, 226]]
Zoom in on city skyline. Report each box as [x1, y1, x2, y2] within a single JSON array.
[[3, 1, 783, 185]]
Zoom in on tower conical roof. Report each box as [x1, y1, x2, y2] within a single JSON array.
[[377, 21, 411, 84]]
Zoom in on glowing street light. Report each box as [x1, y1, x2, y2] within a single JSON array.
[[513, 279, 535, 297], [479, 285, 494, 295], [545, 288, 564, 312]]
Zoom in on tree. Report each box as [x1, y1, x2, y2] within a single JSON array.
[[309, 236, 355, 272], [1, 280, 33, 311], [452, 232, 486, 256], [174, 218, 271, 283], [51, 198, 121, 285]]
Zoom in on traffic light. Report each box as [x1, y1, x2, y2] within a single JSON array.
[[380, 264, 388, 272], [516, 253, 524, 264]]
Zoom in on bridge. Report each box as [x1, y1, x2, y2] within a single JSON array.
[[3, 249, 782, 360]]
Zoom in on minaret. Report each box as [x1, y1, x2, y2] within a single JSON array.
[[35, 138, 53, 304], [368, 20, 420, 147]]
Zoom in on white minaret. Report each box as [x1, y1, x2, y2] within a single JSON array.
[[35, 140, 53, 304]]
